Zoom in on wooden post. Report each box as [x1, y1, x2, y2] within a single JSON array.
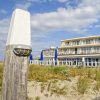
[[2, 9, 31, 100]]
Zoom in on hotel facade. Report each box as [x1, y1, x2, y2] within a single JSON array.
[[36, 36, 100, 67]]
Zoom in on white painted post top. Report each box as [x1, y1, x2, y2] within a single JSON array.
[[6, 9, 31, 46]]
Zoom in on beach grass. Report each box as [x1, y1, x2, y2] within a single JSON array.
[[0, 63, 100, 94], [28, 64, 67, 82]]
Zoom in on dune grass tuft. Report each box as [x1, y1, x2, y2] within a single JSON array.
[[77, 76, 89, 94], [28, 64, 67, 82]]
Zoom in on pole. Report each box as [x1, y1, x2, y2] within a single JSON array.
[[2, 9, 31, 100]]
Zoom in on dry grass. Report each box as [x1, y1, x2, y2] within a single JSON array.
[[69, 67, 100, 80], [94, 69, 100, 91], [35, 96, 40, 100], [28, 64, 67, 82], [0, 63, 100, 94], [50, 82, 67, 96], [77, 76, 89, 94]]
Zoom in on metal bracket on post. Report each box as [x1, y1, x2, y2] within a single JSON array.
[[13, 47, 32, 57]]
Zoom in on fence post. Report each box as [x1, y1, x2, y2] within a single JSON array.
[[2, 9, 31, 100], [82, 57, 85, 67]]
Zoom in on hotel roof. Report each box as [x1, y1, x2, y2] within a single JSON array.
[[61, 35, 100, 42]]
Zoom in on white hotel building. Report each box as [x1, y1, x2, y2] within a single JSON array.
[[40, 47, 56, 66], [38, 36, 100, 67]]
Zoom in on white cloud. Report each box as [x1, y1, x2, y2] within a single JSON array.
[[31, 4, 99, 33], [23, 0, 69, 3], [0, 9, 7, 14], [0, 18, 10, 34], [25, 0, 52, 3], [57, 0, 69, 3], [27, 0, 39, 2], [80, 0, 100, 6], [15, 2, 32, 10], [0, 0, 100, 59], [94, 25, 100, 28], [0, 18, 10, 60]]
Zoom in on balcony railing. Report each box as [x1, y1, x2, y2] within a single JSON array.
[[31, 60, 100, 67], [58, 50, 100, 56], [61, 40, 100, 47]]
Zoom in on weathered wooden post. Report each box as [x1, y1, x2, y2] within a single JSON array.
[[2, 9, 31, 100]]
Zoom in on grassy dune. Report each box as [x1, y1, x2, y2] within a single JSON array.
[[28, 64, 67, 82], [0, 63, 100, 95]]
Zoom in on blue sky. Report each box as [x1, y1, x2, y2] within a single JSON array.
[[0, 0, 100, 60]]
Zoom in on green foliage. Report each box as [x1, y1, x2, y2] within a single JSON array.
[[35, 96, 40, 100], [94, 69, 100, 91], [0, 63, 100, 94], [28, 64, 67, 82], [77, 77, 89, 94], [86, 68, 97, 79], [51, 67, 67, 74], [94, 69, 100, 81], [27, 97, 33, 100]]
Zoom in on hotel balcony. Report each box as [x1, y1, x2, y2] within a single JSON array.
[[58, 47, 100, 57], [43, 50, 55, 57], [61, 36, 100, 47]]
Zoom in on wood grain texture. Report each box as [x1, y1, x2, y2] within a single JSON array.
[[2, 46, 29, 100]]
